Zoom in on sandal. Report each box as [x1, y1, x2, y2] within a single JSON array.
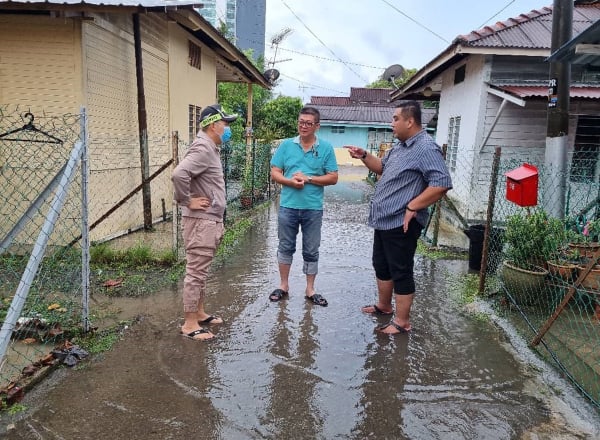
[[198, 315, 223, 325], [269, 288, 288, 302], [362, 304, 393, 316], [305, 293, 328, 307], [376, 321, 411, 335], [180, 328, 214, 340]]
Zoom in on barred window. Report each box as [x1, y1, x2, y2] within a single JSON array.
[[367, 127, 393, 149], [189, 105, 202, 143], [570, 115, 600, 183], [331, 126, 345, 134], [188, 41, 201, 70], [446, 116, 460, 172]]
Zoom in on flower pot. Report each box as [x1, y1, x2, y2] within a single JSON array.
[[547, 260, 578, 281], [577, 264, 600, 292], [501, 260, 548, 305], [568, 242, 600, 259]]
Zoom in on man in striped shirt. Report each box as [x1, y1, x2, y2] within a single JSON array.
[[346, 101, 452, 334]]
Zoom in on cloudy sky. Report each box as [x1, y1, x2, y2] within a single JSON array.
[[264, 0, 553, 102]]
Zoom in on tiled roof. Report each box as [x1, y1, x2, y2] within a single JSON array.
[[313, 104, 436, 126], [349, 87, 393, 104], [456, 2, 600, 49], [310, 96, 351, 106], [313, 105, 395, 124]]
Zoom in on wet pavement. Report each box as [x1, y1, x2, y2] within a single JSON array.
[[2, 166, 600, 439]]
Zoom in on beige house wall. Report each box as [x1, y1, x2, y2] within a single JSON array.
[[82, 13, 172, 241], [0, 15, 83, 114], [0, 15, 84, 247], [168, 22, 218, 145]]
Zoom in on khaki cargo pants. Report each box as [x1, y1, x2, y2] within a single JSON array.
[[182, 217, 224, 313]]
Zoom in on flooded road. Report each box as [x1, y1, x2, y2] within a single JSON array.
[[2, 167, 599, 439]]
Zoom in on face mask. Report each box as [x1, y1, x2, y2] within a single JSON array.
[[220, 126, 232, 143]]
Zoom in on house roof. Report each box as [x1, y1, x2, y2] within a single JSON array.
[[547, 18, 600, 66], [313, 105, 396, 125], [391, 1, 600, 101], [493, 84, 600, 99], [0, 0, 271, 88], [309, 87, 436, 126]]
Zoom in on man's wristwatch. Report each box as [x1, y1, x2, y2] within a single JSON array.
[[361, 151, 368, 160], [308, 176, 312, 183]]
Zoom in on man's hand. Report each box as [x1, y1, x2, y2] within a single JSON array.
[[291, 173, 305, 189], [188, 196, 211, 210], [344, 145, 366, 159]]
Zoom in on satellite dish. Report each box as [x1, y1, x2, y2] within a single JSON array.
[[382, 64, 405, 89], [263, 68, 280, 83]]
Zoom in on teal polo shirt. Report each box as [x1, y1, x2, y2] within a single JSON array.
[[271, 135, 338, 210]]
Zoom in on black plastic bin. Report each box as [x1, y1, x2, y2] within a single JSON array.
[[464, 224, 504, 272]]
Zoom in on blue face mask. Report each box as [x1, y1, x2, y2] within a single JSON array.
[[220, 126, 232, 143]]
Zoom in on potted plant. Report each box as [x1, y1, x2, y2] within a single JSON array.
[[566, 215, 600, 258], [501, 208, 565, 305]]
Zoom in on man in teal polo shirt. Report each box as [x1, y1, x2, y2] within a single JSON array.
[[269, 106, 338, 306]]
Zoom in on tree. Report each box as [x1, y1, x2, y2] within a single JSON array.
[[256, 95, 303, 141], [366, 67, 417, 89], [217, 51, 272, 143]]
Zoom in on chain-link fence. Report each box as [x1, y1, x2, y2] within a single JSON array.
[[0, 106, 86, 398], [440, 143, 600, 409]]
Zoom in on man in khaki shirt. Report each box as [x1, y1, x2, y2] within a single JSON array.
[[172, 104, 237, 340]]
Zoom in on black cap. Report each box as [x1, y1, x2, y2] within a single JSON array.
[[199, 104, 238, 128]]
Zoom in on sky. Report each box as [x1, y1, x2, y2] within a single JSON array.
[[264, 0, 553, 102]]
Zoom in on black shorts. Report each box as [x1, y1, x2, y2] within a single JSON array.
[[372, 220, 423, 295]]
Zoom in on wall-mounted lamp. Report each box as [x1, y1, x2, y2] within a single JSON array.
[[423, 87, 433, 97]]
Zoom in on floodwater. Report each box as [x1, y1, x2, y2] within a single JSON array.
[[2, 166, 599, 439]]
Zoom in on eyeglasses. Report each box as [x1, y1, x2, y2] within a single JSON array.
[[298, 120, 316, 127]]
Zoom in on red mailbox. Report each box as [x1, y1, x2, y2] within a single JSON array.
[[505, 163, 538, 207]]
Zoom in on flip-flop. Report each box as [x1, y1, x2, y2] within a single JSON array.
[[269, 288, 288, 302], [305, 293, 328, 307], [362, 304, 393, 316], [180, 328, 214, 340], [376, 321, 411, 335], [198, 315, 223, 325]]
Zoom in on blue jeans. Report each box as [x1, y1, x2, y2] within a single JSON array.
[[277, 207, 323, 275]]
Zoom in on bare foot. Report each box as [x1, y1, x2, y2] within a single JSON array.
[[180, 327, 214, 340]]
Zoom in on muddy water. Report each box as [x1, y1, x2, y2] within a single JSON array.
[[3, 167, 599, 439]]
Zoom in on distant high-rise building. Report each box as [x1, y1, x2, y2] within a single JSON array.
[[236, 0, 266, 60], [197, 0, 265, 61]]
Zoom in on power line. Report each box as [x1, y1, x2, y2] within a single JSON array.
[[280, 72, 346, 95], [277, 46, 387, 70], [379, 0, 450, 44], [279, 0, 369, 83], [477, 0, 516, 29]]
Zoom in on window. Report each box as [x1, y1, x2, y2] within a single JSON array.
[[367, 127, 393, 149], [570, 115, 600, 183], [189, 105, 202, 143], [188, 41, 201, 70], [454, 65, 466, 85], [331, 126, 345, 134], [446, 116, 461, 171]]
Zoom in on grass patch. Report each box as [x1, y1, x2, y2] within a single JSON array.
[[417, 240, 467, 260]]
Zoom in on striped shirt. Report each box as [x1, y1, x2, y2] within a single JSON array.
[[368, 129, 452, 230]]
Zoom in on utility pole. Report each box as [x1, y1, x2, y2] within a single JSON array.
[[544, 0, 572, 219], [133, 13, 152, 229]]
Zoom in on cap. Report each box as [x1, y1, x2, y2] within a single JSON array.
[[199, 104, 238, 128]]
